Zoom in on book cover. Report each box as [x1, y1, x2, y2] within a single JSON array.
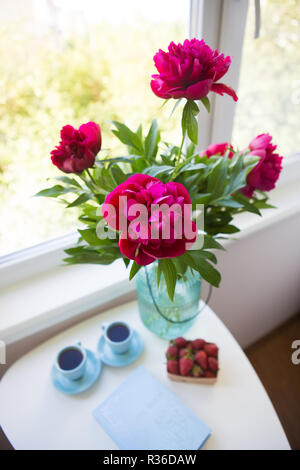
[[93, 366, 211, 450]]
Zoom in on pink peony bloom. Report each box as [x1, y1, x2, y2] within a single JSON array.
[[200, 142, 234, 159], [102, 174, 197, 266], [151, 39, 238, 102], [51, 122, 101, 174], [241, 133, 283, 198]]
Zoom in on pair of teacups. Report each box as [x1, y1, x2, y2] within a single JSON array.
[[55, 321, 133, 381]]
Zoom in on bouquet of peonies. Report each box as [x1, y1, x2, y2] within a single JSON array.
[[37, 39, 283, 301]]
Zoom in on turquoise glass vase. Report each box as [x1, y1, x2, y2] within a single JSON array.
[[136, 261, 202, 340]]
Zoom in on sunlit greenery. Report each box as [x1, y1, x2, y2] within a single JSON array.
[[233, 0, 300, 152]]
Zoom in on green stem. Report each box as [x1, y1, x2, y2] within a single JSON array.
[[79, 173, 95, 194], [171, 131, 185, 181], [86, 168, 97, 186]]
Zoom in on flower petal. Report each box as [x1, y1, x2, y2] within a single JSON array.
[[185, 79, 213, 100], [211, 82, 238, 101], [119, 236, 155, 266], [79, 122, 102, 155]]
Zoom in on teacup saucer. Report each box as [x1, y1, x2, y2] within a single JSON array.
[[51, 349, 102, 395], [97, 330, 143, 367]]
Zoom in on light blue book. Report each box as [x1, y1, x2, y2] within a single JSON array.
[[93, 366, 211, 450]]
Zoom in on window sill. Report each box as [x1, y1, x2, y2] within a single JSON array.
[[0, 260, 133, 344]]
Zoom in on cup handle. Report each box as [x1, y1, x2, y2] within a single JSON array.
[[101, 323, 108, 332]]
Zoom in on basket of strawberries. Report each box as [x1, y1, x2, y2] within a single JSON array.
[[166, 337, 219, 384]]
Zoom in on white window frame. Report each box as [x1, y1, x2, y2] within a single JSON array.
[[190, 0, 249, 149]]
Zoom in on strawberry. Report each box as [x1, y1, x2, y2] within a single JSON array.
[[194, 350, 208, 370], [204, 370, 216, 378], [208, 357, 218, 372], [204, 343, 218, 357], [179, 346, 192, 357], [179, 357, 194, 376], [191, 339, 205, 350], [174, 337, 188, 348], [166, 345, 179, 360], [167, 360, 179, 375], [179, 348, 187, 358], [191, 364, 203, 377]]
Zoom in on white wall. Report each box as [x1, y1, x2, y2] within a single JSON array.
[[206, 208, 300, 348]]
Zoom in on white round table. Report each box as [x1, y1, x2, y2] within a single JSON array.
[[0, 301, 290, 450]]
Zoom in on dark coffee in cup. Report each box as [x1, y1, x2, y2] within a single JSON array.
[[107, 323, 130, 343], [58, 347, 84, 371]]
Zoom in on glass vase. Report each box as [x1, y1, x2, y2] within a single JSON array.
[[136, 261, 202, 340]]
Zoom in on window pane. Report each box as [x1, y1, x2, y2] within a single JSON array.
[[232, 0, 300, 155], [0, 0, 188, 256]]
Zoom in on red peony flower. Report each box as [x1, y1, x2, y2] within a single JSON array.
[[200, 142, 234, 159], [51, 122, 101, 174], [151, 39, 238, 102], [102, 174, 197, 266], [241, 133, 283, 198]]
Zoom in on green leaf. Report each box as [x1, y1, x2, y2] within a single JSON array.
[[193, 257, 221, 287], [160, 99, 169, 109], [144, 165, 174, 178], [34, 185, 73, 198], [81, 204, 99, 219], [232, 192, 261, 215], [94, 166, 116, 192], [56, 176, 82, 188], [226, 154, 259, 196], [129, 261, 142, 281], [157, 261, 162, 288], [203, 235, 225, 251], [173, 257, 188, 278], [78, 229, 101, 246], [136, 124, 143, 141], [67, 193, 92, 208], [110, 165, 128, 185], [111, 121, 143, 155], [63, 253, 116, 265], [96, 156, 133, 167], [253, 199, 276, 210], [180, 162, 207, 172], [216, 197, 244, 208], [97, 154, 146, 173], [207, 157, 228, 198], [185, 142, 196, 159], [181, 100, 199, 145], [217, 224, 240, 234], [144, 119, 160, 162], [160, 259, 177, 301], [192, 250, 217, 265], [200, 96, 210, 113], [193, 193, 212, 204]]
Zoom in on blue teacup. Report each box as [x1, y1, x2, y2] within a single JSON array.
[[101, 321, 133, 355], [55, 342, 87, 381]]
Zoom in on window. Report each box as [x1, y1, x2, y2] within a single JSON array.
[[1, 0, 299, 283], [2, 0, 300, 340], [232, 0, 300, 155], [0, 0, 188, 257]]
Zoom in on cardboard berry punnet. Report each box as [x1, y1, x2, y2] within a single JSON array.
[[166, 337, 219, 384]]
